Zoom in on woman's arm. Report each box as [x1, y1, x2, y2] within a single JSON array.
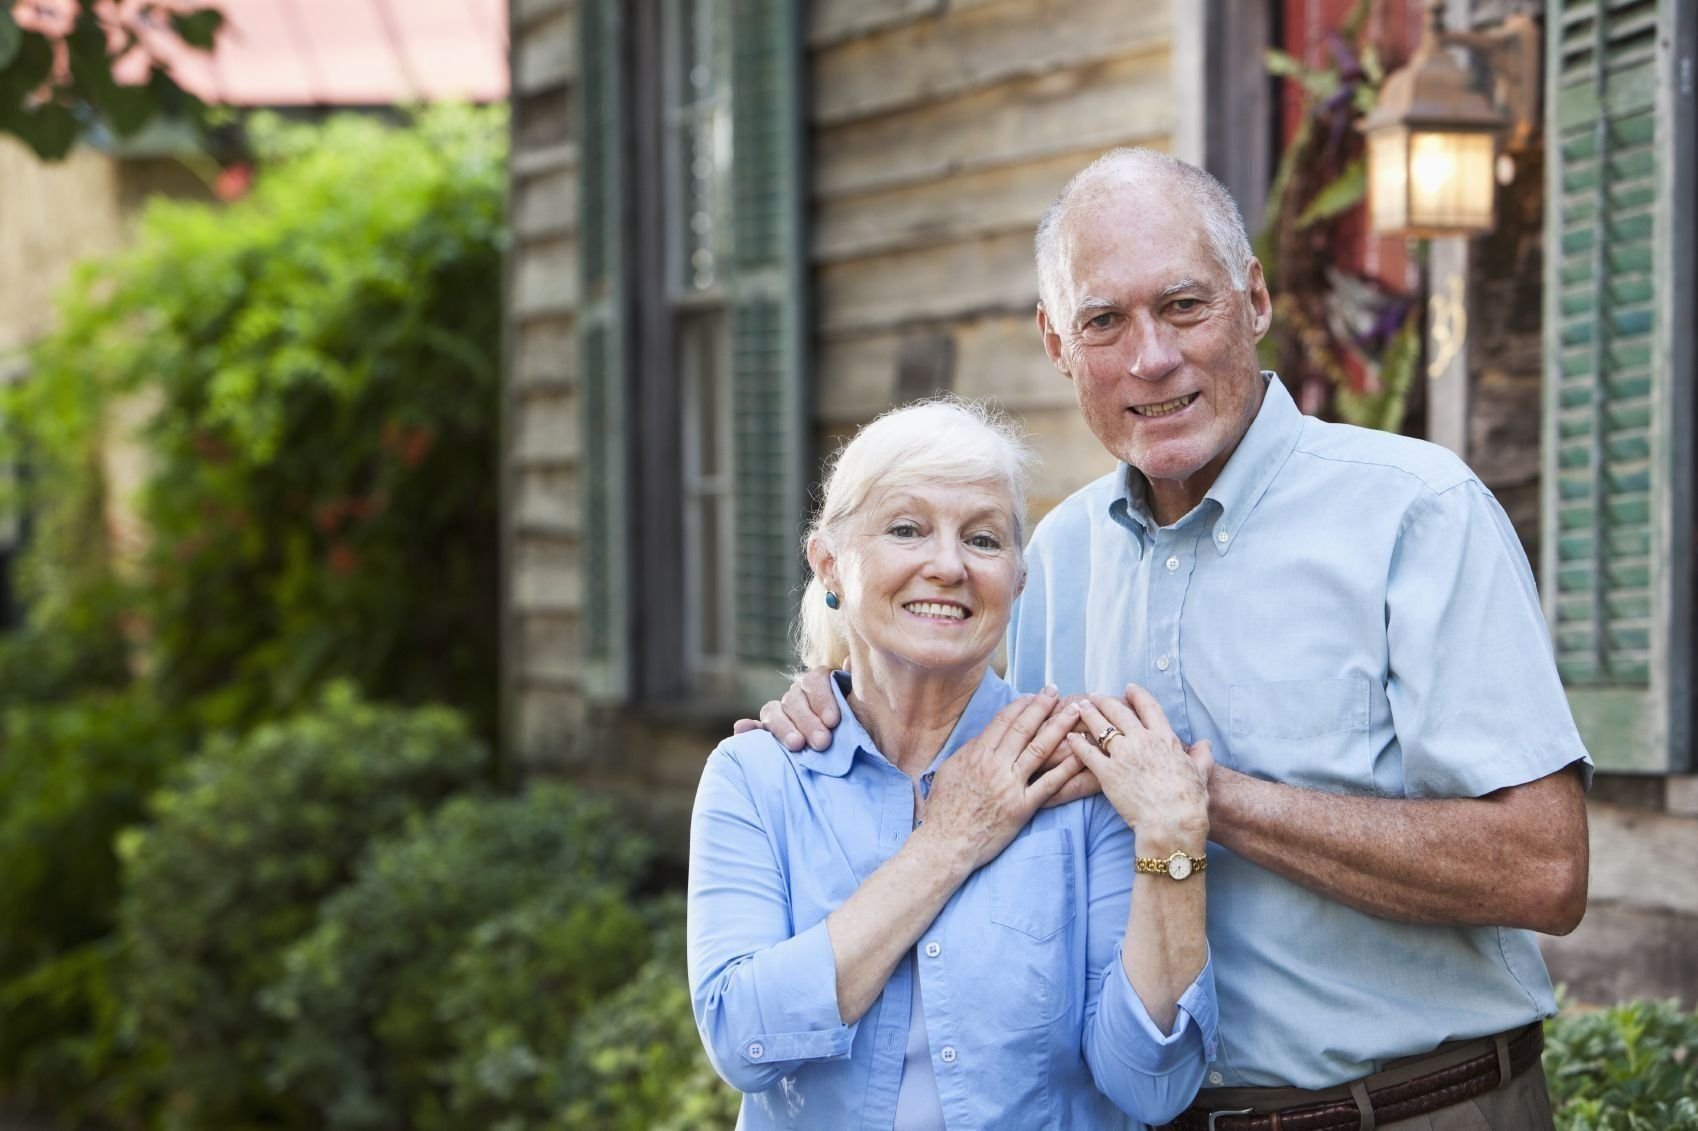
[[1073, 689, 1218, 1123]]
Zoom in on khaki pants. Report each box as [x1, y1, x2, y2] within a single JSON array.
[[1379, 1062, 1553, 1130]]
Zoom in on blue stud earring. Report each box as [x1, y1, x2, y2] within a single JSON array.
[[824, 591, 840, 610]]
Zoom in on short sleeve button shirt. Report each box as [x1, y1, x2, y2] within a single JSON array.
[[1007, 374, 1592, 1089]]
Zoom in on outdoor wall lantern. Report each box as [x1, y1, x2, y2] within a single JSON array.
[[1360, 2, 1540, 237]]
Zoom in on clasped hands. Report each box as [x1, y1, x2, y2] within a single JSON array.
[[737, 679, 1213, 870]]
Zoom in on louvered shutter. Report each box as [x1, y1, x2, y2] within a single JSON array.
[[1542, 0, 1694, 770], [578, 0, 630, 700], [727, 0, 808, 700]]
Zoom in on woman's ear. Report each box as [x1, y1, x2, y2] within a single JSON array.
[[806, 535, 839, 594]]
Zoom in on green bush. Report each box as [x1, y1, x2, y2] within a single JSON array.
[[560, 897, 740, 1131], [1545, 998, 1698, 1130], [261, 784, 653, 1130], [0, 688, 180, 1113], [4, 104, 506, 739], [115, 685, 487, 1128]]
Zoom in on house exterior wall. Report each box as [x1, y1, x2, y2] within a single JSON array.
[[503, 0, 1181, 843]]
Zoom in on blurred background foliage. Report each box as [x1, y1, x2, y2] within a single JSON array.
[[0, 105, 737, 1129]]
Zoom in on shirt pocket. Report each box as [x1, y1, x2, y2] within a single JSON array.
[[976, 829, 1075, 1032], [1228, 677, 1371, 792]]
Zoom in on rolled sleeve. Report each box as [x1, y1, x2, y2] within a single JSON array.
[[687, 750, 858, 1093]]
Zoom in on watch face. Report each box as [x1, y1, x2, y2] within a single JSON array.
[[1167, 853, 1193, 880]]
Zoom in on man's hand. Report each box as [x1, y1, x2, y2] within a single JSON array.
[[732, 666, 838, 751]]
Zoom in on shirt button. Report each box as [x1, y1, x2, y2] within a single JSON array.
[[940, 1046, 958, 1063], [1209, 1070, 1224, 1086], [1216, 529, 1231, 544], [1156, 655, 1171, 671], [924, 941, 941, 958], [1165, 556, 1179, 572], [747, 1042, 765, 1060]]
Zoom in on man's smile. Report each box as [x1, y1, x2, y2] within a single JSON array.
[[1130, 392, 1200, 418]]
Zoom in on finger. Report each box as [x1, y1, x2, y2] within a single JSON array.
[[1075, 698, 1137, 759], [800, 667, 841, 730], [974, 693, 1039, 754], [998, 686, 1062, 762], [1041, 768, 1102, 808], [781, 676, 833, 752], [1186, 739, 1216, 779], [1024, 752, 1085, 806], [759, 700, 808, 752], [732, 718, 760, 734], [1124, 683, 1176, 739], [1014, 700, 1081, 776], [1087, 692, 1145, 737], [1066, 730, 1111, 774]]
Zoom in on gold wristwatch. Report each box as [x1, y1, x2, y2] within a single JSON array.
[[1135, 850, 1207, 880]]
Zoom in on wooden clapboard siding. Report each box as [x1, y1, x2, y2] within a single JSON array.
[[807, 0, 1173, 522], [503, 0, 587, 769]]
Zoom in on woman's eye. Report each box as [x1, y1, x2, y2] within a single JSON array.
[[888, 522, 920, 538], [969, 534, 1003, 551]]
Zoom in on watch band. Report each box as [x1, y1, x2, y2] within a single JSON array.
[[1135, 850, 1207, 880]]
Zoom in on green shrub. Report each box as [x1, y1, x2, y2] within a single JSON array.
[[261, 784, 653, 1131], [4, 104, 506, 739], [114, 685, 487, 1128], [1545, 998, 1698, 1130], [0, 688, 179, 1107], [560, 897, 740, 1131]]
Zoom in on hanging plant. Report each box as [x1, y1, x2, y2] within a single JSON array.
[[1256, 0, 1422, 432]]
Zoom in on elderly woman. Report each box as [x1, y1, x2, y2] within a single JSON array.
[[687, 399, 1216, 1129]]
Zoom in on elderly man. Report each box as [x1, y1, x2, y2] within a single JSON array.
[[746, 148, 1590, 1130]]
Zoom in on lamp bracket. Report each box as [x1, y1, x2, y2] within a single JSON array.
[[1437, 11, 1540, 153]]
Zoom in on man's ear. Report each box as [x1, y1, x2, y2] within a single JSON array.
[[1036, 303, 1072, 379], [1244, 257, 1273, 343]]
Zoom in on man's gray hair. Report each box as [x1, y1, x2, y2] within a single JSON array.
[[794, 396, 1035, 671], [1034, 148, 1253, 316]]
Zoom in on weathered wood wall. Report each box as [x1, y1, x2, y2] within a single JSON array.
[[808, 0, 1176, 515], [503, 0, 586, 779]]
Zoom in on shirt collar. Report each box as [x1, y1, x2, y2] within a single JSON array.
[[791, 668, 1012, 778], [1105, 372, 1301, 556]]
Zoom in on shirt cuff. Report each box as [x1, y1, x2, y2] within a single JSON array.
[[1097, 943, 1219, 1073], [738, 918, 858, 1064]]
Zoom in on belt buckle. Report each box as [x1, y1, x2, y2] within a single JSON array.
[[1208, 1108, 1254, 1130]]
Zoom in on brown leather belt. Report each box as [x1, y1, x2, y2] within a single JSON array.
[[1159, 1023, 1544, 1131]]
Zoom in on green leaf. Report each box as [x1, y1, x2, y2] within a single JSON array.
[[1296, 158, 1366, 229], [0, 9, 22, 70], [170, 8, 225, 51]]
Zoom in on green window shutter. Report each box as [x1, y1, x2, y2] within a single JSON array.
[[578, 0, 630, 701], [1542, 0, 1694, 770], [727, 0, 808, 702]]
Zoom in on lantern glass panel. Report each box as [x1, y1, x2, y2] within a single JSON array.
[[1368, 127, 1410, 234], [1406, 130, 1495, 233]]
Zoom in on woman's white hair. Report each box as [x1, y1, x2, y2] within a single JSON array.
[[1034, 147, 1253, 315], [795, 396, 1036, 671]]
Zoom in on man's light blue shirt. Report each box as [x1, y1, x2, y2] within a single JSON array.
[[688, 670, 1218, 1129], [1007, 374, 1592, 1090]]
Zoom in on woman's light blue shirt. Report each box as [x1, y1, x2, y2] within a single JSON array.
[[687, 670, 1217, 1130]]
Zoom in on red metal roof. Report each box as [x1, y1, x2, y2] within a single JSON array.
[[157, 0, 508, 107]]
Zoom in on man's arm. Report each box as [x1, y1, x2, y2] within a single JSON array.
[[1206, 762, 1588, 934]]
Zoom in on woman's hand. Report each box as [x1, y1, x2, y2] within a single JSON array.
[[1067, 685, 1210, 845], [919, 690, 1085, 873]]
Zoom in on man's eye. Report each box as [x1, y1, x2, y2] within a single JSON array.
[[1171, 298, 1201, 313], [1086, 312, 1117, 330]]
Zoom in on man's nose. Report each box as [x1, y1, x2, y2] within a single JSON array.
[[1126, 318, 1181, 382]]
